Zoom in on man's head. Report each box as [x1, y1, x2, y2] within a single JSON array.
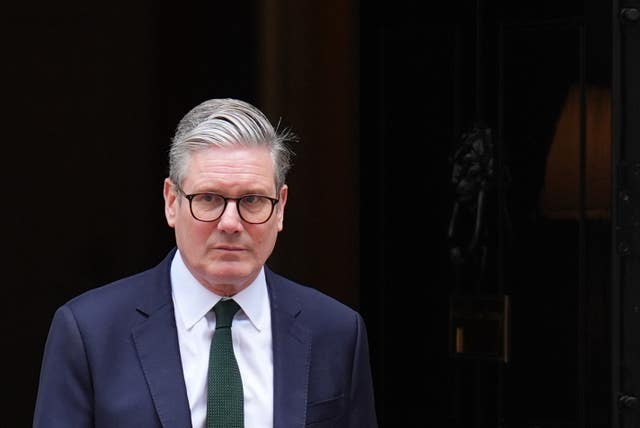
[[168, 98, 294, 190], [163, 98, 295, 295]]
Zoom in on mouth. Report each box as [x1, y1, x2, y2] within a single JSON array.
[[214, 246, 245, 252]]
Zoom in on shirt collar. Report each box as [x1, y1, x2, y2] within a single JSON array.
[[170, 249, 269, 332]]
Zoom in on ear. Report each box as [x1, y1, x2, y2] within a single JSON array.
[[276, 185, 288, 232], [163, 178, 178, 228]]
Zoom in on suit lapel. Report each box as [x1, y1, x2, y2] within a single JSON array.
[[132, 250, 192, 428], [268, 269, 312, 428], [133, 305, 192, 428]]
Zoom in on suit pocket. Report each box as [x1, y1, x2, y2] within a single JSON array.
[[306, 394, 345, 426]]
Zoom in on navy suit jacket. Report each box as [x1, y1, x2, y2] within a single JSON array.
[[33, 249, 377, 427]]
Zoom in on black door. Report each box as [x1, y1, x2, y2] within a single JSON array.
[[360, 1, 637, 426]]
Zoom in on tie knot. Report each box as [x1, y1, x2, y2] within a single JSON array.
[[214, 299, 240, 328]]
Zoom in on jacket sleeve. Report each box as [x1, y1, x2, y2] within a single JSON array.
[[347, 313, 378, 427], [33, 305, 94, 427]]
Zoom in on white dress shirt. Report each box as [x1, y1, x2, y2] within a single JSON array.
[[170, 250, 274, 428]]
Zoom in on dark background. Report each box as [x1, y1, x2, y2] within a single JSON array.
[[4, 0, 632, 427]]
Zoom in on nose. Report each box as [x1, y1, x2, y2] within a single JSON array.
[[216, 199, 244, 232]]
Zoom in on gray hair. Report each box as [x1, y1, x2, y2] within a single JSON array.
[[169, 98, 295, 190]]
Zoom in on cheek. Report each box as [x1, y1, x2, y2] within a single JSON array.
[[179, 216, 206, 233], [258, 226, 281, 251], [175, 223, 214, 259], [174, 212, 207, 241]]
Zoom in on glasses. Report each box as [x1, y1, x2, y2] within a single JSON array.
[[175, 186, 279, 224]]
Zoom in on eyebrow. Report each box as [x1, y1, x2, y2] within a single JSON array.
[[190, 188, 275, 197]]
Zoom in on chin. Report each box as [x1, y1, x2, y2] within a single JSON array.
[[207, 262, 254, 283]]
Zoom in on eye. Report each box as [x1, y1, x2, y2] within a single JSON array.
[[242, 195, 262, 205], [193, 193, 224, 206]]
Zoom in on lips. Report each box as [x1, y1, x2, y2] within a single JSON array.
[[214, 246, 245, 251]]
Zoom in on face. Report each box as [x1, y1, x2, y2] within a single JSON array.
[[163, 145, 287, 296]]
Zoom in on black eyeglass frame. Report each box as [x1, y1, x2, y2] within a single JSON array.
[[175, 185, 279, 224]]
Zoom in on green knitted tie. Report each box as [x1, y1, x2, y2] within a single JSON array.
[[207, 299, 244, 428]]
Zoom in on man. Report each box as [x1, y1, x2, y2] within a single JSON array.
[[33, 98, 378, 427]]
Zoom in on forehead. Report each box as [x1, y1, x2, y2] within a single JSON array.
[[184, 145, 275, 190]]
